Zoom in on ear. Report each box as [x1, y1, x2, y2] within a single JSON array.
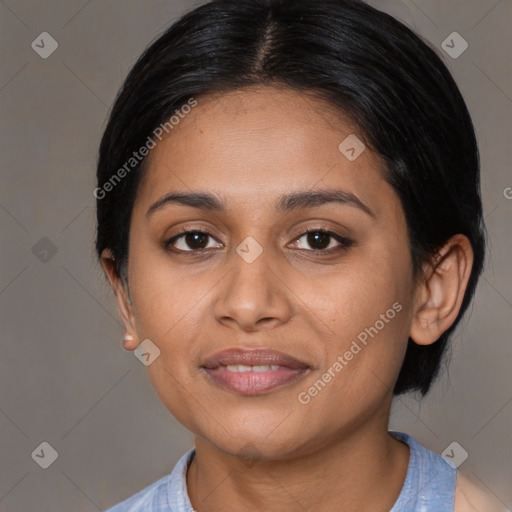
[[410, 234, 474, 346], [100, 249, 139, 351]]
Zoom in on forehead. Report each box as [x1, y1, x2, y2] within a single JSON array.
[[135, 85, 394, 217]]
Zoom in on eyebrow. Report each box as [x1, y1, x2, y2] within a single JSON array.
[[146, 188, 375, 219]]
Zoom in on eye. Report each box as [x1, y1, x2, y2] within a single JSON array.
[[165, 230, 222, 252], [292, 229, 353, 252], [164, 228, 352, 254]]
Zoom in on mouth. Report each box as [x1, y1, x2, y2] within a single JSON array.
[[200, 348, 310, 395]]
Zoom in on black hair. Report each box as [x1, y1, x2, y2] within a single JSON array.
[[95, 0, 485, 396]]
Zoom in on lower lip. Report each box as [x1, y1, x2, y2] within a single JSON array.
[[201, 366, 309, 394]]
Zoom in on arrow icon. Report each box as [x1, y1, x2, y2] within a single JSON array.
[[32, 237, 58, 262], [236, 236, 263, 263], [441, 32, 468, 59], [31, 32, 58, 59], [441, 441, 468, 468], [134, 339, 161, 366], [31, 441, 58, 468], [339, 134, 365, 161]]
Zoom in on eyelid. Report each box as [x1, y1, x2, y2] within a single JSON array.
[[293, 221, 352, 240]]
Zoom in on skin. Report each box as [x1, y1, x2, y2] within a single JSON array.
[[102, 85, 474, 512]]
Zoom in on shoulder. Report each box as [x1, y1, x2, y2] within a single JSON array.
[[103, 448, 196, 512], [454, 473, 508, 512], [103, 473, 170, 512], [389, 431, 457, 512]]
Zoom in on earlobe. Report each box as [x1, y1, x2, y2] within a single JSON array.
[[410, 235, 474, 346], [100, 249, 139, 350], [122, 333, 138, 351]]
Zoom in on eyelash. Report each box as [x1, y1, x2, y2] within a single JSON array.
[[164, 227, 353, 255]]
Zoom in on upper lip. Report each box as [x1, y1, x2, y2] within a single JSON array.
[[201, 348, 310, 370]]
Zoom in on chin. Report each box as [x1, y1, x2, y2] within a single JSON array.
[[201, 424, 313, 462]]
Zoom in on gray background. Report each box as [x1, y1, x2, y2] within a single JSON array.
[[0, 0, 510, 510]]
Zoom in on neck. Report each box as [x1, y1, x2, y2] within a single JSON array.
[[186, 412, 409, 512]]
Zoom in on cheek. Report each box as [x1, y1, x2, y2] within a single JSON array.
[[292, 243, 412, 339], [294, 242, 413, 391], [128, 265, 208, 427], [128, 247, 210, 339]]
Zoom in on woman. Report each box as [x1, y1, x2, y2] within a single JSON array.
[[96, 1, 505, 510]]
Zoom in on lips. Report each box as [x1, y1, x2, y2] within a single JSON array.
[[200, 348, 310, 394], [201, 348, 310, 370]]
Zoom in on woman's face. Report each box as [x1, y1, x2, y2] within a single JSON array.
[[124, 86, 417, 459]]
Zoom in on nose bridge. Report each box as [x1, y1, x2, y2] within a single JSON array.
[[213, 236, 291, 330]]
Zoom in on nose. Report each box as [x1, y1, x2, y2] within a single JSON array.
[[213, 243, 293, 332]]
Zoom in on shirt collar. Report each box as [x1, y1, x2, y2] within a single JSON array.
[[167, 447, 197, 511]]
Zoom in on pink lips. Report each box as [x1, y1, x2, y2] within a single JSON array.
[[201, 348, 310, 395]]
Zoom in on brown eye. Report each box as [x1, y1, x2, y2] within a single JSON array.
[[183, 232, 208, 249], [166, 230, 222, 252], [306, 231, 331, 250], [293, 230, 353, 252]]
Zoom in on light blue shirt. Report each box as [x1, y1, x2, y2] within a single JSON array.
[[104, 431, 456, 511]]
